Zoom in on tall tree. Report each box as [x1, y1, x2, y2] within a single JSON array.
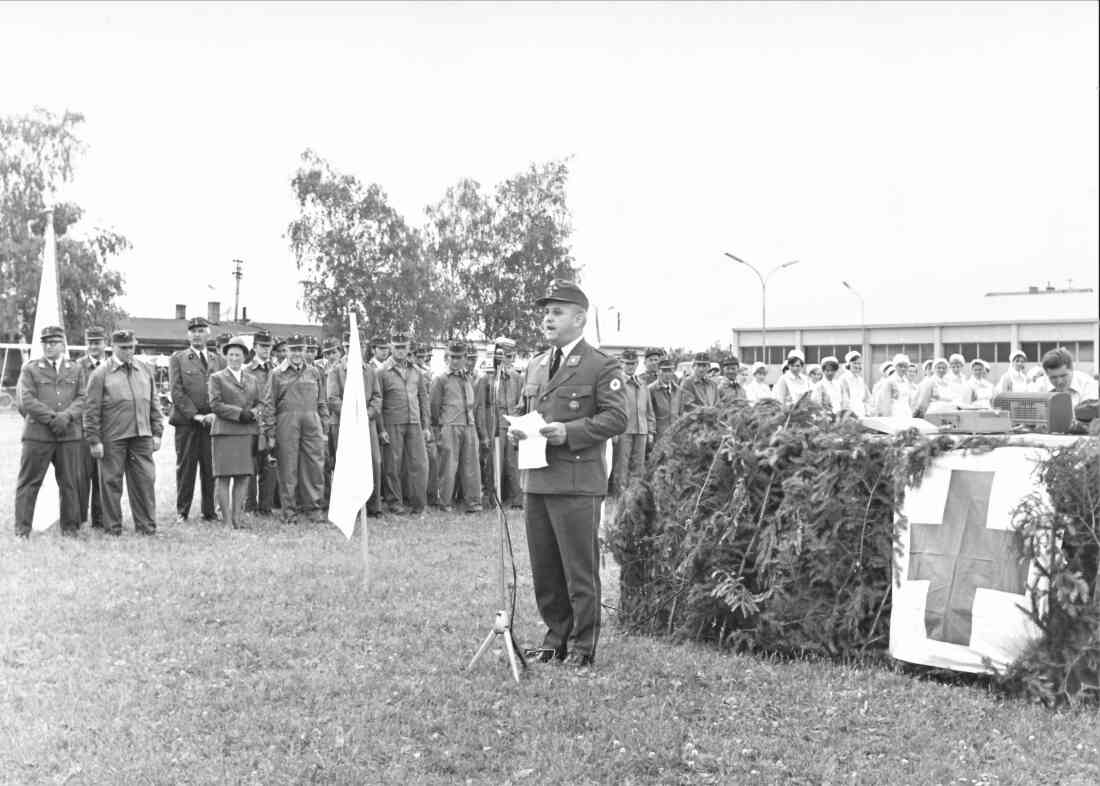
[[288, 150, 442, 339], [0, 108, 129, 341]]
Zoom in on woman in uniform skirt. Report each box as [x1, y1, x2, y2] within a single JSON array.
[[209, 336, 262, 528]]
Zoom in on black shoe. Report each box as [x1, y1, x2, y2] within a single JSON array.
[[175, 514, 188, 523], [525, 645, 567, 663], [563, 653, 594, 669]]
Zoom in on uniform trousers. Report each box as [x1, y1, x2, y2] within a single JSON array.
[[426, 438, 440, 506], [78, 440, 103, 528], [610, 433, 647, 495], [275, 411, 325, 514], [14, 440, 83, 536], [174, 422, 216, 519], [329, 419, 384, 514], [99, 436, 157, 535], [436, 424, 482, 509], [524, 493, 602, 658], [383, 423, 428, 512]]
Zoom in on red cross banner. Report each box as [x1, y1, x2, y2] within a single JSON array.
[[890, 446, 1048, 673]]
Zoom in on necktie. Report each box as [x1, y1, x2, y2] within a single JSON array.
[[549, 348, 562, 379], [199, 352, 208, 372]]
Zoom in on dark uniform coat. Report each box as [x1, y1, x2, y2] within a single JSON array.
[[169, 346, 220, 519]]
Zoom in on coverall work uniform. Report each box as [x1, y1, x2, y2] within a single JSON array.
[[377, 359, 431, 512], [262, 361, 329, 517], [430, 370, 482, 511]]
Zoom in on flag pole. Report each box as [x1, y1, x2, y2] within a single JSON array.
[[360, 503, 370, 588]]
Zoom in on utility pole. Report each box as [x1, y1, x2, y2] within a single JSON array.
[[232, 259, 243, 322]]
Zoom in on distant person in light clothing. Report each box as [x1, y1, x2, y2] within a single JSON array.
[[772, 349, 811, 405], [966, 359, 995, 409], [744, 362, 773, 403], [995, 349, 1030, 395], [838, 351, 869, 416]]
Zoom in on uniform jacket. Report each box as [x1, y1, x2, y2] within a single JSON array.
[[247, 357, 275, 397], [326, 357, 383, 427], [19, 356, 87, 442], [169, 346, 221, 424], [622, 374, 655, 435], [209, 367, 263, 436], [474, 368, 523, 441], [261, 361, 329, 436], [648, 379, 683, 439], [77, 354, 108, 388], [83, 356, 164, 444], [377, 359, 430, 428], [680, 375, 721, 412], [515, 339, 627, 496], [430, 370, 477, 428]]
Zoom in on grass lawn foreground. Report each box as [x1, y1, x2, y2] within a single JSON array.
[[1, 411, 1097, 785]]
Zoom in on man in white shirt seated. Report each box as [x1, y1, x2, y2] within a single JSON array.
[[1031, 347, 1099, 408]]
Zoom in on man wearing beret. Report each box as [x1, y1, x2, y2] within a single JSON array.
[[510, 280, 627, 668], [83, 329, 164, 536], [681, 352, 721, 413], [377, 333, 432, 515], [77, 325, 109, 529], [246, 330, 279, 514], [14, 326, 88, 537], [610, 349, 654, 496], [261, 334, 330, 522], [169, 316, 220, 523]]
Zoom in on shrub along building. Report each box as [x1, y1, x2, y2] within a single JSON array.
[[731, 285, 1098, 383]]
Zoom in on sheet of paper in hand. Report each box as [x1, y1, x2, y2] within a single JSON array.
[[505, 411, 549, 470]]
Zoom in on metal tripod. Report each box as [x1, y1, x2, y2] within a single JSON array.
[[467, 435, 525, 682]]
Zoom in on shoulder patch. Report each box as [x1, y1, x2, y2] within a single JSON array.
[[566, 355, 581, 367], [609, 378, 622, 391]]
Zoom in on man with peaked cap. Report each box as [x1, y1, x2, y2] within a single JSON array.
[[430, 342, 483, 513], [246, 329, 278, 514], [319, 336, 343, 504], [640, 348, 663, 386], [327, 332, 385, 518], [718, 355, 747, 402], [648, 357, 683, 442], [377, 332, 432, 514], [610, 349, 654, 495], [680, 352, 721, 413], [261, 333, 329, 522], [303, 334, 319, 366], [369, 335, 390, 370], [509, 280, 627, 669], [14, 326, 88, 537], [464, 344, 480, 378], [475, 336, 524, 509], [272, 335, 288, 365], [83, 329, 164, 536], [169, 316, 219, 523], [414, 341, 440, 507], [77, 325, 108, 529]]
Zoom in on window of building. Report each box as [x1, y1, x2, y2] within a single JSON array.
[[803, 345, 864, 364], [870, 344, 934, 365]]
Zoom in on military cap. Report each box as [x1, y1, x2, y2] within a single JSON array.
[[821, 355, 840, 370], [371, 334, 388, 347], [271, 335, 287, 350], [253, 330, 273, 346], [447, 341, 467, 356], [85, 326, 106, 341], [222, 335, 251, 356], [620, 348, 638, 361], [304, 334, 318, 348], [466, 345, 478, 358], [415, 344, 431, 357], [658, 358, 676, 371], [693, 352, 710, 364], [187, 317, 210, 331], [535, 279, 589, 310], [286, 333, 307, 348], [721, 355, 741, 368], [322, 336, 341, 352], [111, 328, 136, 345], [390, 333, 409, 346], [493, 336, 517, 350], [39, 325, 65, 341], [644, 347, 664, 359]]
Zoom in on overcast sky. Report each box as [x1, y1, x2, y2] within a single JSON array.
[[2, 1, 1097, 347]]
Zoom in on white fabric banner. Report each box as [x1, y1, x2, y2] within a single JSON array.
[[30, 208, 63, 360], [326, 312, 374, 540], [890, 446, 1047, 673]]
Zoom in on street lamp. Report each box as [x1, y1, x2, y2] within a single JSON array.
[[841, 280, 865, 328], [723, 253, 800, 364]]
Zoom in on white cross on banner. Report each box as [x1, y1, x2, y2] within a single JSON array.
[[890, 446, 1048, 674]]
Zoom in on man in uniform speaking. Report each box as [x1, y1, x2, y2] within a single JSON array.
[[509, 281, 627, 669]]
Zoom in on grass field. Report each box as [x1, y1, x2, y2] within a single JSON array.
[[1, 409, 1098, 785]]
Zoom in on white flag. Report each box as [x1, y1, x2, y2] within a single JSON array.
[[31, 463, 61, 533], [30, 208, 63, 360], [326, 311, 374, 539], [890, 446, 1047, 673]]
